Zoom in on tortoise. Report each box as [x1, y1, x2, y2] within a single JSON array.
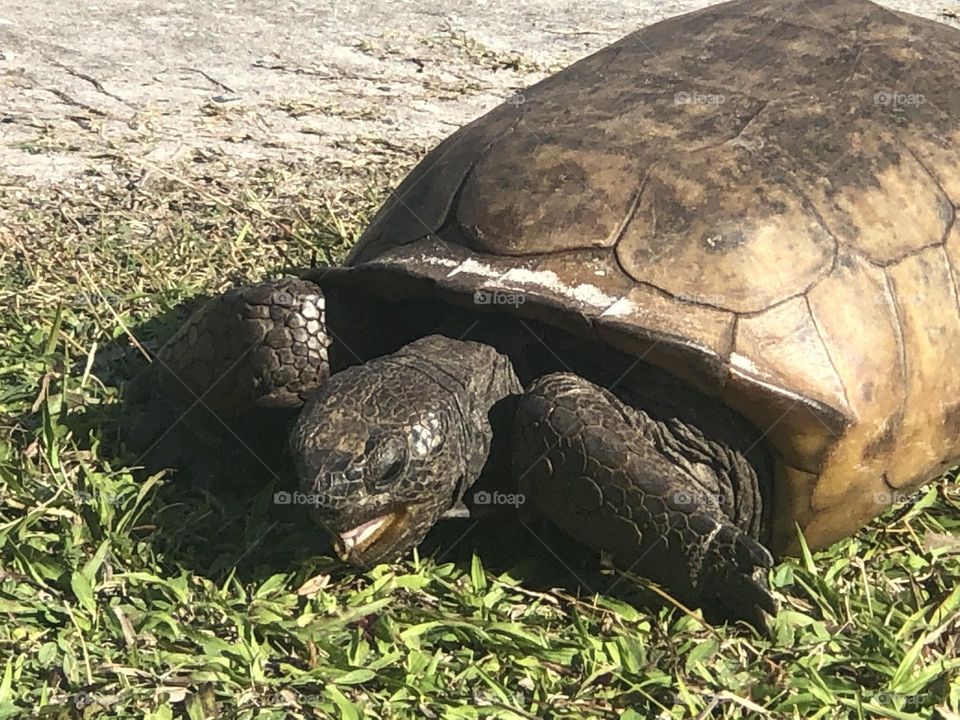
[[128, 0, 960, 625]]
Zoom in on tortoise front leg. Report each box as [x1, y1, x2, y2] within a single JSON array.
[[512, 373, 777, 628], [126, 278, 332, 473]]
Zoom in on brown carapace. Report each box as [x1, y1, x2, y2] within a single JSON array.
[[327, 0, 960, 555]]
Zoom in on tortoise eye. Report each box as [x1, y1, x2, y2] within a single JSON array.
[[364, 434, 408, 490], [379, 456, 405, 483]]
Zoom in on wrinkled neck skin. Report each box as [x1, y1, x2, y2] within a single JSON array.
[[290, 335, 521, 565]]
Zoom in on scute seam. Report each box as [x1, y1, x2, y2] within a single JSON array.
[[944, 245, 960, 324], [804, 295, 852, 416], [877, 240, 950, 269], [879, 268, 909, 483], [737, 248, 839, 320], [610, 164, 654, 252], [442, 110, 527, 249], [900, 144, 957, 235]]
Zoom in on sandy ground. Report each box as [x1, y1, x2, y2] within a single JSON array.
[[0, 0, 957, 236]]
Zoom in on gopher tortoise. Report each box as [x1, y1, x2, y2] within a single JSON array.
[[129, 0, 960, 624]]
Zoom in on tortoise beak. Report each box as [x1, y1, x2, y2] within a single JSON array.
[[326, 506, 412, 565]]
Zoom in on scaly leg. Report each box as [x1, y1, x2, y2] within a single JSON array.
[[512, 372, 776, 627]]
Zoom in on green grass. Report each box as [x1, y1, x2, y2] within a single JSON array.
[[1, 162, 959, 719]]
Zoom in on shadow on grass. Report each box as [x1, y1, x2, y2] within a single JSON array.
[[58, 296, 326, 582], [65, 295, 677, 619], [418, 514, 671, 616]]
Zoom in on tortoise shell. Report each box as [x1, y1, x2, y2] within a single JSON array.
[[321, 0, 960, 554]]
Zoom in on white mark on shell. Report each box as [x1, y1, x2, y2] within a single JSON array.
[[420, 255, 459, 268], [730, 352, 761, 376], [600, 297, 637, 318], [497, 268, 615, 308], [448, 258, 501, 278]]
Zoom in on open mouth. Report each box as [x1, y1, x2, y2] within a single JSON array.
[[331, 508, 408, 563]]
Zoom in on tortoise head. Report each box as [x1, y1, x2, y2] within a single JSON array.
[[289, 335, 519, 566]]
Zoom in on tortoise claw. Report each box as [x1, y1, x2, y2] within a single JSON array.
[[700, 528, 777, 632], [714, 567, 777, 634]]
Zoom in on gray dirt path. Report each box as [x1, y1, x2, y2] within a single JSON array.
[[0, 1, 955, 236]]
